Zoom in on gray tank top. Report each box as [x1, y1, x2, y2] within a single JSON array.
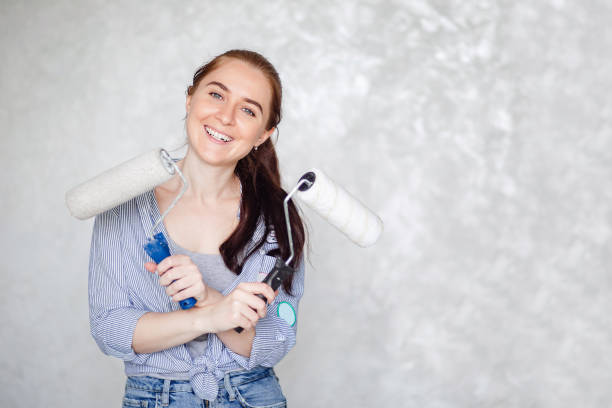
[[167, 236, 237, 360]]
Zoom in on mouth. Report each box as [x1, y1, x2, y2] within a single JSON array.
[[204, 125, 233, 143]]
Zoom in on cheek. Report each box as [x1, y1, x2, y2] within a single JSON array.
[[186, 115, 200, 133], [186, 116, 206, 142], [235, 119, 265, 140], [248, 127, 267, 144]]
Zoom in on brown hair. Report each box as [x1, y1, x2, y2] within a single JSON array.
[[187, 50, 305, 293]]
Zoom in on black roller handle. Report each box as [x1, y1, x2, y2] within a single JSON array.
[[234, 257, 294, 333]]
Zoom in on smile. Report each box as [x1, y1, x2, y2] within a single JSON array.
[[204, 126, 233, 143]]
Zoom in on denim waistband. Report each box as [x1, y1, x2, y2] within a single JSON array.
[[126, 366, 275, 400]]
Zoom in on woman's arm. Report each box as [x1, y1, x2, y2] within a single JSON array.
[[211, 286, 279, 357], [132, 308, 209, 354], [207, 259, 306, 370], [215, 325, 256, 357], [133, 263, 276, 355], [132, 257, 214, 354], [89, 210, 150, 362]]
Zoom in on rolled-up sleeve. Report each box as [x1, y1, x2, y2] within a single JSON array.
[[88, 209, 149, 362], [223, 260, 305, 369]]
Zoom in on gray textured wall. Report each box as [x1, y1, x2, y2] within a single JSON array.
[[1, 0, 611, 406]]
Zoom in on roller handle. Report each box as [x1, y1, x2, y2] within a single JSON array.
[[144, 232, 197, 310], [234, 257, 294, 333]]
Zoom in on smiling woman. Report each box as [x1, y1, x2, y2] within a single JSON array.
[[88, 50, 305, 407], [185, 58, 275, 167]]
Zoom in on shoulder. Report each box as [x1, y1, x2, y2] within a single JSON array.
[[93, 190, 153, 233]]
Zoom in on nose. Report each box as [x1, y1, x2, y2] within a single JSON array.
[[216, 101, 235, 125]]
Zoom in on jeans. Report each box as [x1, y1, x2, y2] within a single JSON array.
[[122, 366, 287, 408]]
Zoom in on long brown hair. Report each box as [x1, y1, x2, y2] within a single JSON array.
[[187, 50, 305, 294]]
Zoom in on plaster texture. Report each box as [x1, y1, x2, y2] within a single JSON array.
[[1, 1, 611, 406]]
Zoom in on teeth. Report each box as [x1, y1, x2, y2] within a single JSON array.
[[205, 126, 232, 142]]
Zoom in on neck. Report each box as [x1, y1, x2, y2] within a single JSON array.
[[176, 148, 240, 204]]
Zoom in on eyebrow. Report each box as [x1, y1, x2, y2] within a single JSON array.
[[206, 81, 264, 115]]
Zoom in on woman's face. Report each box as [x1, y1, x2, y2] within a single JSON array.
[[185, 58, 275, 168]]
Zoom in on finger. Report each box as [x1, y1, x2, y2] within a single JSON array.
[[228, 301, 252, 331], [241, 305, 260, 327], [172, 281, 206, 303], [237, 282, 265, 293], [161, 262, 202, 286], [261, 285, 276, 305], [231, 287, 267, 312], [158, 267, 186, 287], [246, 294, 268, 318], [171, 288, 194, 303], [166, 275, 198, 297], [248, 282, 276, 306], [237, 282, 275, 303], [269, 288, 279, 304], [235, 315, 253, 332], [157, 254, 191, 276], [144, 262, 157, 273]]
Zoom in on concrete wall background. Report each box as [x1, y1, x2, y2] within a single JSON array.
[[1, 0, 611, 406]]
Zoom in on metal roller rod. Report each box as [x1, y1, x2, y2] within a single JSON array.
[[150, 150, 189, 239], [283, 177, 313, 266]]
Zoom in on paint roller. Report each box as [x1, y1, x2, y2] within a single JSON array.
[[66, 148, 384, 316], [232, 168, 383, 332], [66, 148, 197, 309]]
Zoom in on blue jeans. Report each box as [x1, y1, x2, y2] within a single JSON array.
[[122, 366, 287, 408]]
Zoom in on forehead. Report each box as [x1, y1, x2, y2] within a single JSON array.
[[202, 59, 272, 106]]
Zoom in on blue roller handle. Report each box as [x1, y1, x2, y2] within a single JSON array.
[[143, 232, 197, 310]]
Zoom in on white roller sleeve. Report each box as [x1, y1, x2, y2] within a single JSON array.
[[65, 149, 174, 220], [295, 168, 383, 247]]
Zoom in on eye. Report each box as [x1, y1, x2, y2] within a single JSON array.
[[242, 107, 256, 117], [209, 92, 223, 100]]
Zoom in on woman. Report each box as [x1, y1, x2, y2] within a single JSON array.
[[89, 49, 305, 407]]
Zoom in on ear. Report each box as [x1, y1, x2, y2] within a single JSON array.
[[185, 94, 192, 114], [256, 127, 275, 148]]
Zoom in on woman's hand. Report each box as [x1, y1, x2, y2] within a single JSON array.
[[144, 255, 209, 307], [206, 282, 277, 333]]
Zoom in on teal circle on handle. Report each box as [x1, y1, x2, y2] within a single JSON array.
[[277, 301, 296, 327]]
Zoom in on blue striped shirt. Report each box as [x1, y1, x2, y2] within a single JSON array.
[[88, 189, 304, 401]]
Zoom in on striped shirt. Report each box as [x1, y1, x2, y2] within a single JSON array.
[[88, 189, 305, 401], [169, 241, 238, 368]]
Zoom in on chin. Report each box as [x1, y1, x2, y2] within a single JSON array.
[[188, 138, 251, 168], [192, 149, 239, 168]]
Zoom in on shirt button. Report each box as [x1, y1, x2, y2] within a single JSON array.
[[259, 248, 266, 255]]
